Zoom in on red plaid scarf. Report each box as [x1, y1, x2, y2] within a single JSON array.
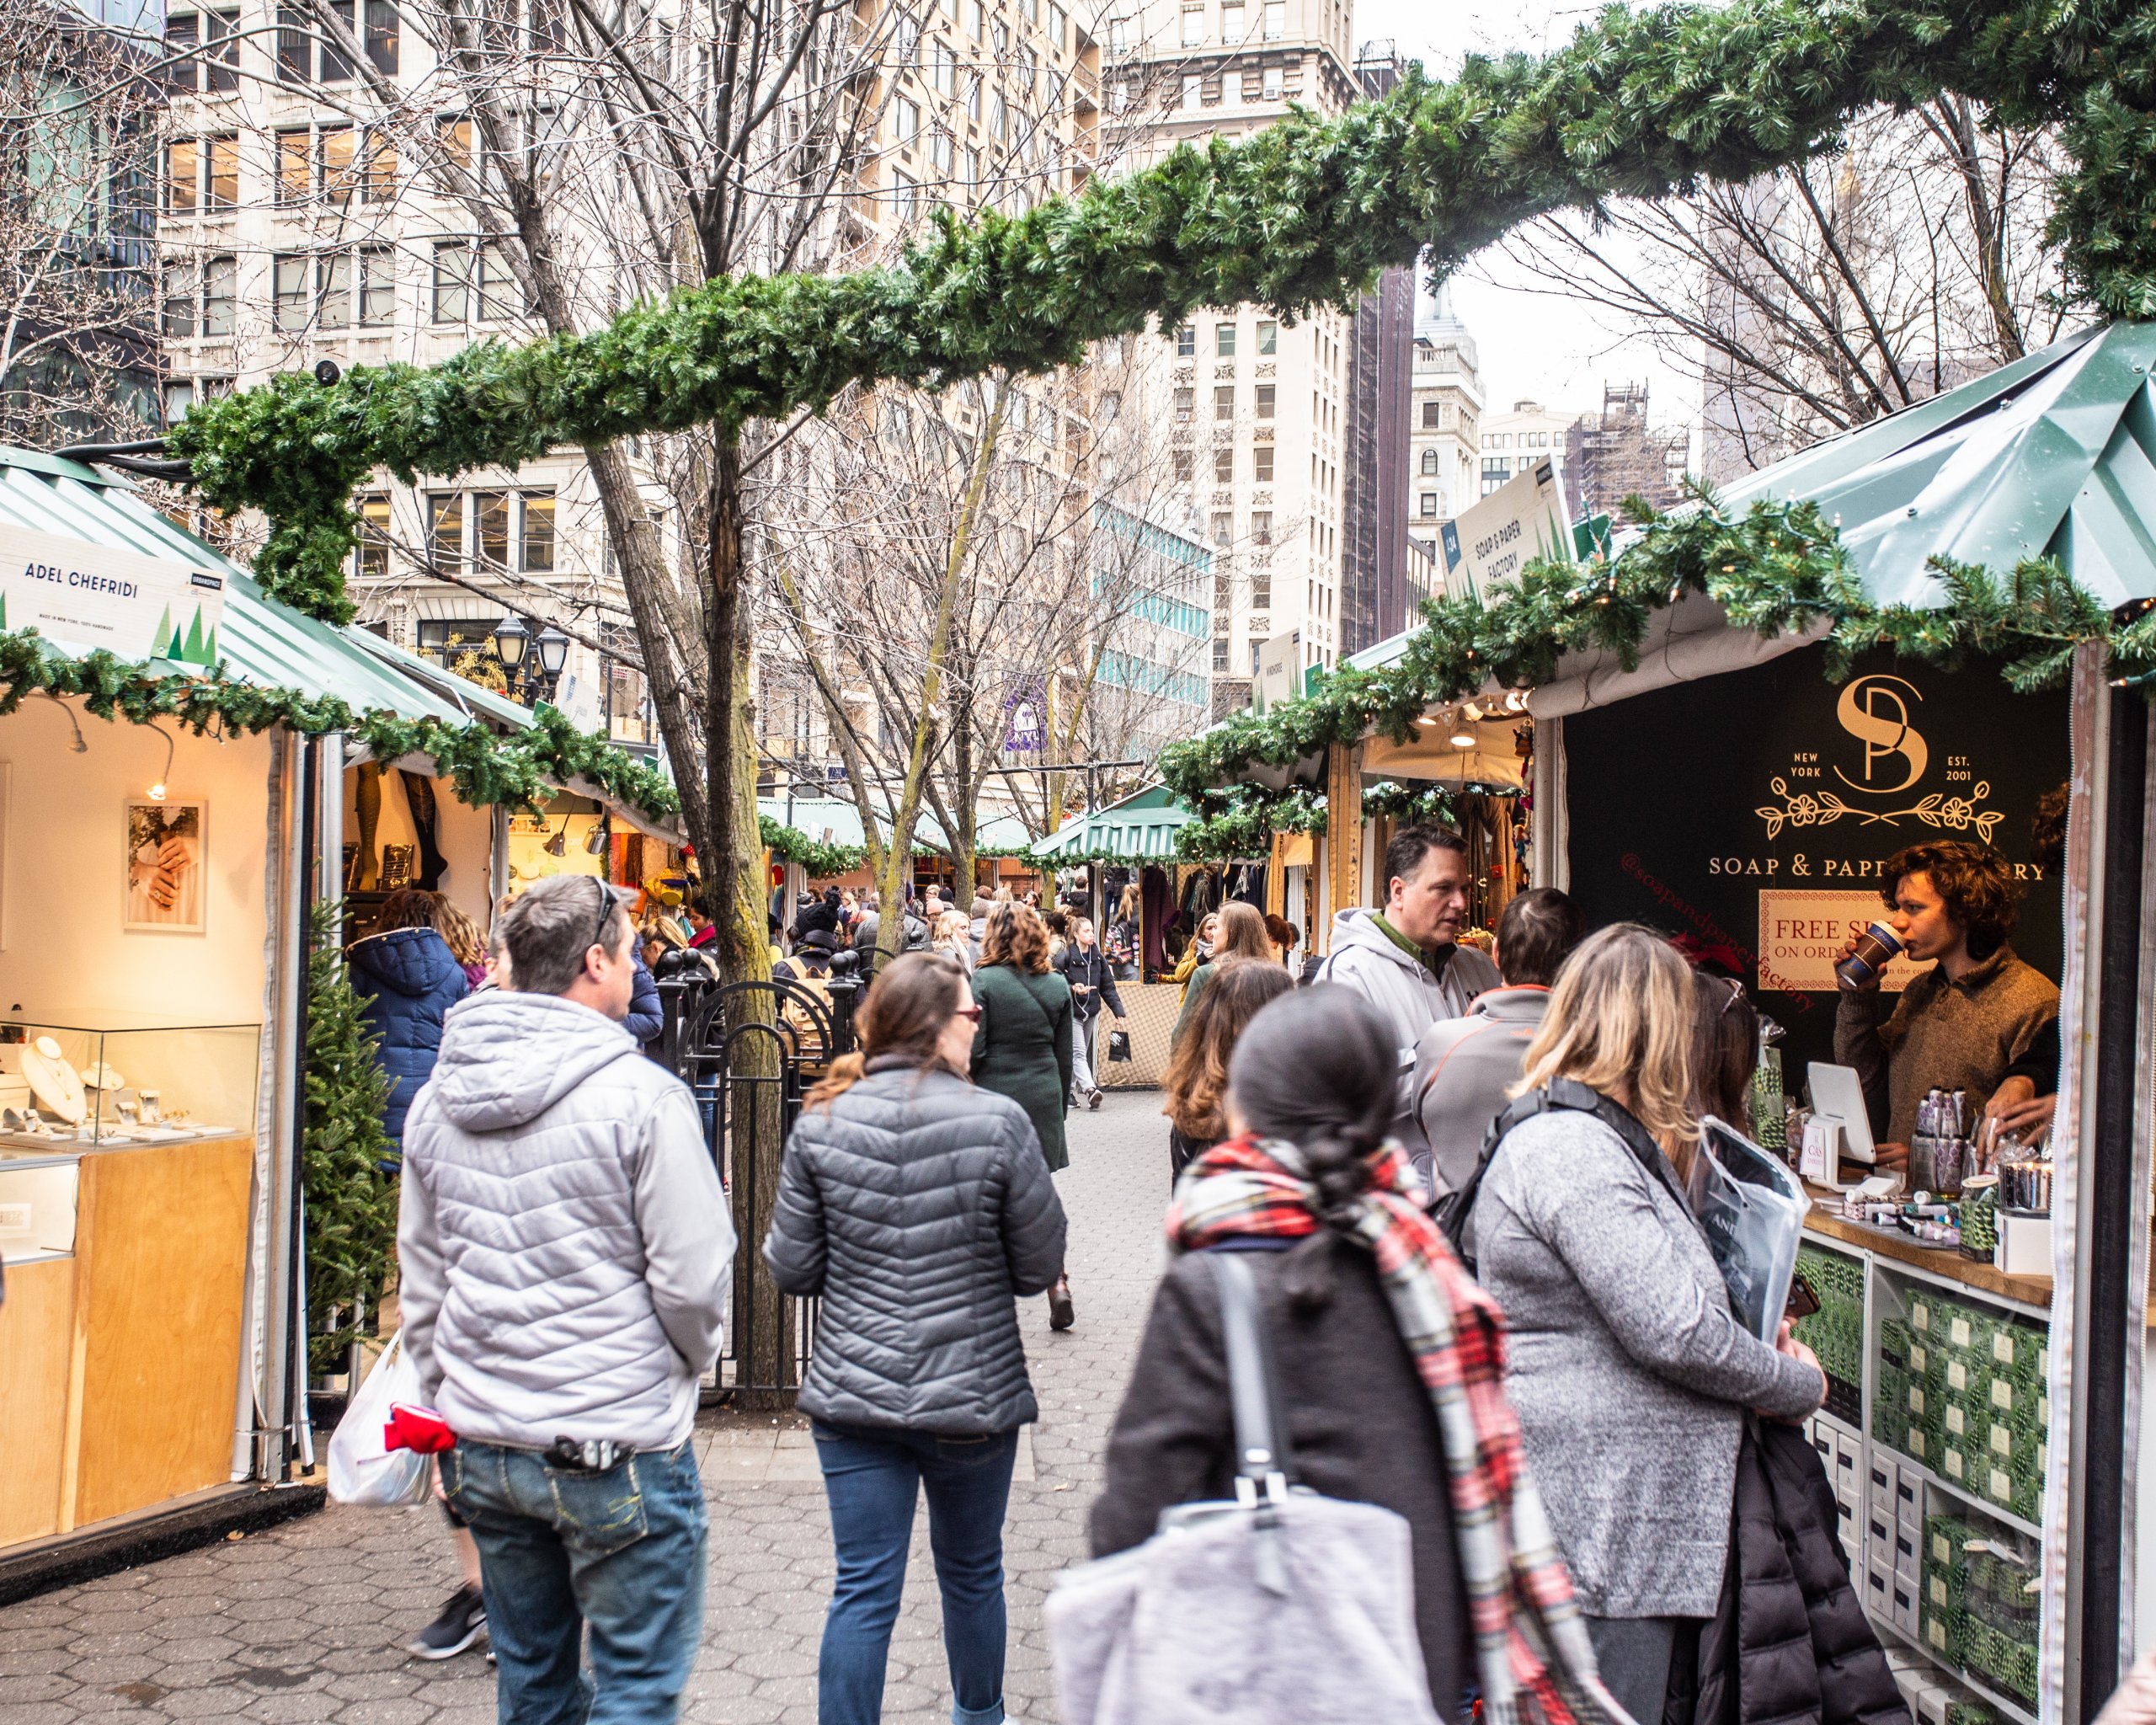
[[1167, 1133, 1625, 1725]]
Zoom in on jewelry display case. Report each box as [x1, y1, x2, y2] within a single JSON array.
[[0, 1017, 259, 1151]]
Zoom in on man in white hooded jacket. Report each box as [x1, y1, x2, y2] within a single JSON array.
[[1317, 823, 1500, 1192], [398, 873, 734, 1724]]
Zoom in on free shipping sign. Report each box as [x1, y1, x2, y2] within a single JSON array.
[[0, 525, 226, 665]]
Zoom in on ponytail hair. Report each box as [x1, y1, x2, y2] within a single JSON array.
[[805, 952, 968, 1109], [1225, 985, 1398, 1307]]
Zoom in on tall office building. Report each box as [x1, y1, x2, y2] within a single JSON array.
[[1337, 42, 1415, 655], [1104, 0, 1362, 709]]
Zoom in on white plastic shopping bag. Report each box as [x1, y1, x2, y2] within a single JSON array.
[[327, 1328, 431, 1507]]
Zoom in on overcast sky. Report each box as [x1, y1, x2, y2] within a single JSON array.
[[1349, 0, 1702, 430]]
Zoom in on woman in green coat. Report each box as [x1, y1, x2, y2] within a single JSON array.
[[972, 901, 1077, 1328]]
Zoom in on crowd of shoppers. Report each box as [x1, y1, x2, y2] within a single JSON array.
[[368, 822, 1914, 1725]]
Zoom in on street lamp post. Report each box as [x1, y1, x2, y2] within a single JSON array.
[[491, 613, 571, 705]]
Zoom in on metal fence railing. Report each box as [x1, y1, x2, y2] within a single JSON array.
[[659, 971, 863, 1405]]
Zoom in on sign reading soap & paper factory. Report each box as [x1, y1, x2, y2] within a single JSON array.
[[0, 525, 227, 665], [1561, 647, 2067, 1076]]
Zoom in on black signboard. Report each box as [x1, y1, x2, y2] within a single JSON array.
[[1561, 646, 2068, 1080]]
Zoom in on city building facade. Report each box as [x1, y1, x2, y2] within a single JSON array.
[[1105, 0, 1362, 710], [1478, 398, 1579, 515], [1406, 283, 1481, 551], [1564, 381, 1688, 522]]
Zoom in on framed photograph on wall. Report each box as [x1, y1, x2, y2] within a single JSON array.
[[124, 798, 206, 933]]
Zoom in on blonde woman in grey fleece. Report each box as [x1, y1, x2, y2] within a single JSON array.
[[1472, 925, 1826, 1725]]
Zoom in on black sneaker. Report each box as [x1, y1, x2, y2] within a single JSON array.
[[407, 1584, 486, 1660]]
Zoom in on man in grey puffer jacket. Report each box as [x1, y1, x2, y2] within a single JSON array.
[[399, 873, 734, 1725]]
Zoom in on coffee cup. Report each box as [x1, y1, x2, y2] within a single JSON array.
[[1835, 921, 1903, 989]]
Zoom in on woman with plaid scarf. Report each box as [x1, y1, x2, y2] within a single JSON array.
[[1089, 985, 1620, 1725]]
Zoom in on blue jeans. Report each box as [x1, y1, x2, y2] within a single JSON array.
[[811, 1420, 1019, 1725], [443, 1438, 707, 1725]]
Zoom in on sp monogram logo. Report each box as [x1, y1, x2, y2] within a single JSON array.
[[1833, 676, 1928, 795]]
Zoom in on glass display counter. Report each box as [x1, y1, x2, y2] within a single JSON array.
[[0, 1017, 259, 1151]]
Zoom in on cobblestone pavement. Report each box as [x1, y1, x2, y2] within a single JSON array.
[[2, 1089, 1173, 1725]]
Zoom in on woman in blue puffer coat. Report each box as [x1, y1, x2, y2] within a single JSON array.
[[349, 888, 469, 1163]]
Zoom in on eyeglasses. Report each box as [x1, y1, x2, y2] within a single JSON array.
[[954, 1005, 983, 1023], [1716, 974, 1747, 1015]]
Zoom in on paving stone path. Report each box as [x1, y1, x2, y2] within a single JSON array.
[[1, 1090, 1173, 1725]]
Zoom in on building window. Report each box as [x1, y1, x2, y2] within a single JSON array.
[[356, 495, 392, 578], [362, 134, 397, 202], [1176, 323, 1196, 357], [163, 263, 195, 338], [205, 136, 239, 209], [928, 130, 953, 174], [1214, 385, 1233, 420], [522, 493, 555, 571], [167, 139, 198, 214], [432, 243, 471, 323], [1420, 448, 1439, 475], [366, 0, 399, 72], [428, 493, 464, 565], [1221, 0, 1245, 39], [1173, 386, 1193, 422], [1215, 322, 1235, 357], [359, 246, 394, 324], [1252, 443, 1273, 483], [1422, 400, 1442, 429], [476, 244, 515, 319], [1251, 510, 1271, 545], [892, 170, 918, 222], [893, 96, 920, 146], [322, 126, 356, 200], [930, 39, 955, 95], [163, 12, 198, 89], [318, 252, 352, 328], [1180, 4, 1203, 44], [1261, 0, 1283, 38], [1251, 569, 1270, 606], [1213, 446, 1232, 483], [274, 254, 311, 331], [1254, 384, 1274, 419], [1419, 492, 1438, 517], [964, 0, 983, 37], [1256, 319, 1277, 355], [1173, 447, 1193, 482], [1261, 63, 1283, 98], [201, 254, 236, 334], [205, 10, 239, 89], [1181, 74, 1202, 110], [1213, 638, 1230, 673], [277, 130, 311, 203], [1209, 510, 1232, 545]]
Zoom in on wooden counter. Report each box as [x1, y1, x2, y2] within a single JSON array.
[[0, 1135, 253, 1546], [1803, 1200, 2156, 1329], [1802, 1207, 2054, 1310]]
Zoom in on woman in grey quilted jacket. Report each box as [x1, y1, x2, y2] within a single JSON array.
[[765, 953, 1068, 1725]]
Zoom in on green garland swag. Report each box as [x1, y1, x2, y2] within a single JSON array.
[[1156, 496, 2149, 798], [0, 626, 681, 823], [166, 0, 2156, 621]]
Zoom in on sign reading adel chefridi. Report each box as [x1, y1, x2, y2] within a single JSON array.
[[0, 525, 226, 665]]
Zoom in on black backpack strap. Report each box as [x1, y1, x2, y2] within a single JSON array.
[[1435, 1076, 1684, 1263]]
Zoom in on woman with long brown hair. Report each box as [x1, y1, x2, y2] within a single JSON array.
[[1168, 900, 1275, 1048], [1159, 957, 1294, 1179], [971, 901, 1078, 1327], [766, 953, 1067, 1725]]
